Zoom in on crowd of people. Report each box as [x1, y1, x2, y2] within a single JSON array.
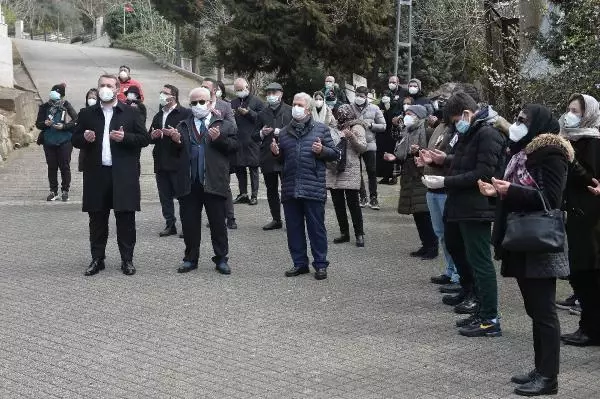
[[34, 67, 600, 396]]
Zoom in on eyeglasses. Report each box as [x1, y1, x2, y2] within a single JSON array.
[[190, 100, 209, 106]]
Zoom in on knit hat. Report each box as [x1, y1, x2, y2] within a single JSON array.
[[124, 85, 141, 97], [51, 83, 66, 97], [408, 78, 422, 92], [406, 105, 428, 119]]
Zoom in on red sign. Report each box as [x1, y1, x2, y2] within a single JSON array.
[[124, 3, 134, 13]]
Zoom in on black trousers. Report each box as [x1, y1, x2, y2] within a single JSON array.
[[89, 210, 136, 262], [359, 150, 378, 200], [330, 189, 364, 236], [445, 221, 474, 293], [413, 211, 438, 250], [517, 277, 560, 378], [180, 181, 228, 265], [44, 142, 72, 192], [263, 172, 281, 222], [155, 171, 181, 227], [570, 270, 600, 340], [236, 166, 259, 197]]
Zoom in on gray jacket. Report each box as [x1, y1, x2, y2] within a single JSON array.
[[351, 103, 386, 151]]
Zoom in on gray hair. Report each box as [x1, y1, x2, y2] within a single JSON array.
[[294, 92, 313, 109], [189, 87, 211, 99]]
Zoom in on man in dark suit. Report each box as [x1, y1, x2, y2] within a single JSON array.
[[72, 74, 150, 276], [253, 82, 292, 230], [150, 84, 192, 237], [201, 77, 237, 229], [231, 77, 264, 205], [173, 87, 238, 275]]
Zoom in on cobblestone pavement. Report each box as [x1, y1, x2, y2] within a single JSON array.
[[1, 40, 599, 399]]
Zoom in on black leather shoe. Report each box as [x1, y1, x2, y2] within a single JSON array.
[[514, 374, 557, 396], [421, 248, 439, 260], [454, 296, 479, 314], [263, 220, 283, 230], [159, 225, 177, 237], [511, 369, 537, 385], [442, 291, 466, 306], [285, 266, 310, 277], [227, 219, 238, 229], [314, 268, 328, 280], [215, 262, 231, 275], [84, 259, 105, 276], [410, 247, 426, 257], [248, 196, 258, 205], [121, 261, 136, 276], [440, 283, 462, 294], [355, 235, 365, 247], [431, 274, 452, 285], [455, 314, 480, 328], [562, 330, 600, 347], [177, 262, 198, 273], [333, 234, 350, 244], [233, 194, 250, 204]]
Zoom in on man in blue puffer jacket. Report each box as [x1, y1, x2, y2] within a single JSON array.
[[270, 92, 340, 280]]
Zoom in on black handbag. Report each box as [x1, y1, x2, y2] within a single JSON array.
[[501, 188, 566, 253]]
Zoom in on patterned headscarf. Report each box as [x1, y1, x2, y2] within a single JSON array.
[[336, 104, 357, 128]]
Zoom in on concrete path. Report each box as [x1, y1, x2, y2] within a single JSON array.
[[1, 39, 599, 399]]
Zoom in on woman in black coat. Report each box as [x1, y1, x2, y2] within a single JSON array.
[[479, 104, 573, 397]]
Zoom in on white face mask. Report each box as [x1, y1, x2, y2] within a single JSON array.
[[408, 86, 419, 95], [381, 96, 391, 104], [355, 97, 366, 106], [87, 98, 97, 107], [98, 87, 115, 102], [292, 105, 306, 120], [388, 83, 398, 91], [564, 112, 582, 128], [403, 115, 416, 127], [159, 93, 171, 106], [119, 71, 129, 80], [509, 123, 529, 142], [192, 103, 210, 119], [403, 104, 410, 112], [314, 99, 324, 108], [216, 89, 223, 98], [126, 93, 137, 101], [325, 82, 334, 89], [49, 90, 61, 101], [267, 95, 280, 105], [236, 89, 249, 98]]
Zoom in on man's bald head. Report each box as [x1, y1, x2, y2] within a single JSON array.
[[233, 78, 248, 91]]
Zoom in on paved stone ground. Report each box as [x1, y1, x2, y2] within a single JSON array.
[[1, 40, 599, 399]]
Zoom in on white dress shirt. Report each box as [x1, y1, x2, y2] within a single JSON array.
[[161, 104, 176, 129], [101, 102, 116, 166]]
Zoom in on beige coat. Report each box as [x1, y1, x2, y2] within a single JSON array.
[[326, 123, 367, 190]]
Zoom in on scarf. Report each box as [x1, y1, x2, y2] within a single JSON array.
[[48, 99, 66, 119], [504, 150, 536, 186], [290, 116, 310, 135]]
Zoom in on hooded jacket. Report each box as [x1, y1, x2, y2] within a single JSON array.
[[493, 133, 573, 278], [444, 106, 508, 222]]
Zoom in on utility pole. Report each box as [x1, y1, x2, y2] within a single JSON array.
[[394, 0, 413, 82]]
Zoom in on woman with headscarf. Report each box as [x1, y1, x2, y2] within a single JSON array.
[[326, 104, 367, 247], [559, 93, 600, 348], [312, 91, 337, 129], [479, 104, 573, 396], [385, 105, 438, 259], [77, 88, 98, 172], [35, 83, 78, 202]]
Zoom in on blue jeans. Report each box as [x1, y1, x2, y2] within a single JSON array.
[[283, 198, 329, 270], [426, 191, 459, 283]]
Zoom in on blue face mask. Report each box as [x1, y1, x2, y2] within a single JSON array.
[[455, 119, 470, 134], [49, 90, 61, 101]]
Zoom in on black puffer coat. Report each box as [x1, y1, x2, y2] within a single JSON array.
[[444, 107, 508, 222]]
